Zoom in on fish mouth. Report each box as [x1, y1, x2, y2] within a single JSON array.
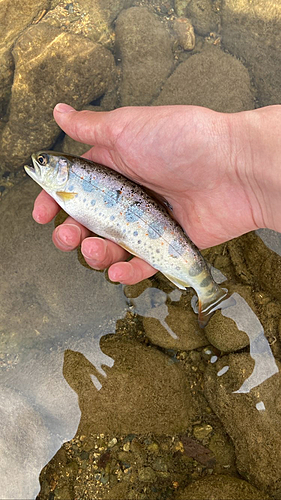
[[24, 154, 42, 181]]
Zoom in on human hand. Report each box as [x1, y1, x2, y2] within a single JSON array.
[[32, 103, 281, 285]]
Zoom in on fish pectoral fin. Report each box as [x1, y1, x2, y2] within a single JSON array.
[[161, 272, 190, 290], [56, 191, 78, 200]]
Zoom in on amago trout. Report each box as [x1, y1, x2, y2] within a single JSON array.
[[25, 151, 229, 327]]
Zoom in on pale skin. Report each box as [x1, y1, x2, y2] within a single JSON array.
[[32, 103, 281, 285]]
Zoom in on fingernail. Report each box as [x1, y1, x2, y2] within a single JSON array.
[[57, 224, 81, 246], [55, 103, 75, 114], [32, 206, 48, 223]]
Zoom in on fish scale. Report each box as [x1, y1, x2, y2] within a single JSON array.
[[25, 151, 230, 327]]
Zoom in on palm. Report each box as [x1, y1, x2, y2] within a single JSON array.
[[83, 105, 255, 248]]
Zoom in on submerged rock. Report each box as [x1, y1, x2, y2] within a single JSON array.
[[178, 474, 267, 500], [0, 23, 116, 170], [115, 7, 174, 106], [64, 334, 199, 435], [0, 0, 49, 116], [222, 0, 281, 106], [204, 352, 281, 495], [185, 0, 219, 36], [154, 47, 255, 112]]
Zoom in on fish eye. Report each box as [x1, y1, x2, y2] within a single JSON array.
[[37, 154, 47, 166]]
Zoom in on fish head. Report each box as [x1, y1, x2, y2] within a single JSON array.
[[24, 151, 71, 192]]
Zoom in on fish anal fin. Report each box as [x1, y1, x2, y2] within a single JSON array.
[[162, 272, 190, 290]]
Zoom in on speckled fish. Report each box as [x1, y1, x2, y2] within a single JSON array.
[[25, 151, 229, 327]]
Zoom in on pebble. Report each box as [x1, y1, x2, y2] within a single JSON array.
[[193, 424, 213, 440]]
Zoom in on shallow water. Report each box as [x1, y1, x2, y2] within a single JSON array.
[[1, 1, 281, 499]]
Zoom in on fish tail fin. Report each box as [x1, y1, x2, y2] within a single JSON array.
[[197, 288, 230, 328]]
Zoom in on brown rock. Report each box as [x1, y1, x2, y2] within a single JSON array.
[[179, 474, 267, 500], [115, 7, 174, 106], [222, 0, 281, 106], [0, 23, 116, 170], [204, 352, 281, 495], [64, 334, 199, 435], [154, 47, 255, 112]]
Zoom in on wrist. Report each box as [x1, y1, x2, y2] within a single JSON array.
[[229, 105, 281, 232]]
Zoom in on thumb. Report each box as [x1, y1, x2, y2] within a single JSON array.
[[53, 103, 117, 148]]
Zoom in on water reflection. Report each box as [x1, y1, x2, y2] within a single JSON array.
[[221, 293, 279, 394]]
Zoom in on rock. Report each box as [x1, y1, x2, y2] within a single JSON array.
[[174, 0, 190, 18], [185, 0, 219, 36], [0, 0, 49, 116], [64, 333, 199, 435], [143, 303, 208, 350], [230, 232, 281, 305], [221, 0, 281, 106], [204, 284, 256, 352], [0, 23, 116, 170], [173, 17, 196, 51], [115, 7, 174, 106], [42, 0, 133, 49], [154, 47, 255, 112], [204, 352, 281, 495], [178, 474, 267, 500], [208, 428, 236, 475]]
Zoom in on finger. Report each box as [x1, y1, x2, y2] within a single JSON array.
[[52, 216, 91, 252], [108, 257, 156, 285], [81, 237, 129, 270], [33, 190, 60, 224], [53, 103, 120, 149], [82, 146, 117, 170]]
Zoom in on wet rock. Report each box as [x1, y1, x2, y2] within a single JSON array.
[[173, 17, 195, 51], [154, 47, 255, 112], [0, 0, 49, 116], [204, 284, 256, 352], [174, 0, 190, 18], [185, 0, 219, 36], [115, 7, 174, 106], [208, 428, 236, 475], [64, 334, 199, 435], [222, 0, 281, 106], [235, 232, 281, 303], [204, 352, 281, 495], [178, 474, 267, 500], [143, 304, 208, 350], [42, 0, 132, 49], [0, 23, 116, 170]]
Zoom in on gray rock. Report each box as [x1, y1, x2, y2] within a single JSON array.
[[154, 47, 255, 112], [0, 23, 116, 170], [221, 0, 281, 106], [204, 352, 281, 495], [115, 7, 174, 106]]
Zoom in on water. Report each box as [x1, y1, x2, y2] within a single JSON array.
[[1, 1, 281, 499]]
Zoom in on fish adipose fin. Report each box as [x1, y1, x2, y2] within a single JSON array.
[[197, 288, 235, 328]]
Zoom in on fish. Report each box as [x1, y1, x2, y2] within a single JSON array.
[[24, 151, 230, 327]]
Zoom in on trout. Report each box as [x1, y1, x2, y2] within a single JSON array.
[[25, 151, 229, 327]]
